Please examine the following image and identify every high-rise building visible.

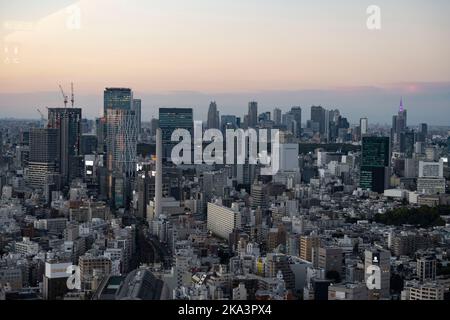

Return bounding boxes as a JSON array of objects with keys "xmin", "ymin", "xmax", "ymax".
[
  {"xmin": 42, "ymin": 261, "xmax": 72, "ymax": 300},
  {"xmin": 360, "ymin": 118, "xmax": 368, "ymax": 136},
  {"xmin": 104, "ymin": 88, "xmax": 133, "ymax": 112},
  {"xmin": 221, "ymin": 115, "xmax": 238, "ymax": 133},
  {"xmin": 247, "ymin": 101, "xmax": 258, "ymax": 128},
  {"xmin": 105, "ymin": 109, "xmax": 138, "ymax": 177},
  {"xmin": 250, "ymin": 181, "xmax": 268, "ymax": 210},
  {"xmin": 360, "ymin": 136, "xmax": 390, "ymax": 193},
  {"xmin": 282, "ymin": 112, "xmax": 296, "ymax": 135},
  {"xmin": 47, "ymin": 108, "xmax": 82, "ymax": 185},
  {"xmin": 299, "ymin": 235, "xmax": 320, "ymax": 262},
  {"xmin": 96, "ymin": 117, "xmax": 106, "ymax": 154},
  {"xmin": 392, "ymin": 98, "xmax": 407, "ymax": 148},
  {"xmin": 400, "ymin": 130, "xmax": 415, "ymax": 157},
  {"xmin": 154, "ymin": 128, "xmax": 163, "ymax": 219},
  {"xmin": 105, "ymin": 108, "xmax": 138, "ymax": 208},
  {"xmin": 419, "ymin": 160, "xmax": 444, "ymax": 178},
  {"xmin": 290, "ymin": 107, "xmax": 302, "ymax": 139},
  {"xmin": 317, "ymin": 247, "xmax": 343, "ymax": 277},
  {"xmin": 417, "ymin": 123, "xmax": 428, "ymax": 143},
  {"xmin": 364, "ymin": 248, "xmax": 390, "ymax": 300},
  {"xmin": 159, "ymin": 108, "xmax": 193, "ymax": 160},
  {"xmin": 207, "ymin": 101, "xmax": 220, "ymax": 130},
  {"xmin": 417, "ymin": 160, "xmax": 446, "ymax": 194},
  {"xmin": 273, "ymin": 108, "xmax": 282, "ymax": 126},
  {"xmin": 311, "ymin": 106, "xmax": 325, "ymax": 135},
  {"xmin": 132, "ymin": 99, "xmax": 142, "ymax": 137},
  {"xmin": 207, "ymin": 202, "xmax": 241, "ymax": 240},
  {"xmin": 417, "ymin": 256, "xmax": 436, "ymax": 282},
  {"xmin": 27, "ymin": 128, "xmax": 60, "ymax": 188}
]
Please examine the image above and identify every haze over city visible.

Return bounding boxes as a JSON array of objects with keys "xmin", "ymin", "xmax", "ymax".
[{"xmin": 1, "ymin": 0, "xmax": 450, "ymax": 123}]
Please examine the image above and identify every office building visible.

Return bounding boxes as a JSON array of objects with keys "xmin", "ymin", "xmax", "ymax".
[
  {"xmin": 207, "ymin": 202, "xmax": 241, "ymax": 240},
  {"xmin": 133, "ymin": 99, "xmax": 142, "ymax": 137},
  {"xmin": 311, "ymin": 106, "xmax": 325, "ymax": 135},
  {"xmin": 417, "ymin": 256, "xmax": 436, "ymax": 282},
  {"xmin": 360, "ymin": 118, "xmax": 368, "ymax": 136},
  {"xmin": 43, "ymin": 262, "xmax": 72, "ymax": 300},
  {"xmin": 364, "ymin": 248, "xmax": 390, "ymax": 300},
  {"xmin": 247, "ymin": 101, "xmax": 258, "ymax": 128},
  {"xmin": 273, "ymin": 108, "xmax": 282, "ymax": 125},
  {"xmin": 317, "ymin": 247, "xmax": 343, "ymax": 277},
  {"xmin": 47, "ymin": 108, "xmax": 82, "ymax": 185},
  {"xmin": 207, "ymin": 101, "xmax": 220, "ymax": 130},
  {"xmin": 360, "ymin": 136, "xmax": 390, "ymax": 193},
  {"xmin": 299, "ymin": 236, "xmax": 320, "ymax": 262},
  {"xmin": 104, "ymin": 88, "xmax": 133, "ymax": 112},
  {"xmin": 290, "ymin": 107, "xmax": 302, "ymax": 139},
  {"xmin": 159, "ymin": 108, "xmax": 193, "ymax": 160},
  {"xmin": 27, "ymin": 128, "xmax": 60, "ymax": 188}
]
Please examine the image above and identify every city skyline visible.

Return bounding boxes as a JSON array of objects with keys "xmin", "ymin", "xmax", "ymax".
[{"xmin": 2, "ymin": 1, "xmax": 450, "ymax": 306}]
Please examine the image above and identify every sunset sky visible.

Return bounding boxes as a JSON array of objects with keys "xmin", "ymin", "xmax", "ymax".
[{"xmin": 1, "ymin": 0, "xmax": 450, "ymax": 123}]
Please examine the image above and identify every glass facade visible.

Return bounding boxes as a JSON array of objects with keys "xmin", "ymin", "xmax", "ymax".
[
  {"xmin": 104, "ymin": 88, "xmax": 133, "ymax": 112},
  {"xmin": 360, "ymin": 136, "xmax": 390, "ymax": 193},
  {"xmin": 159, "ymin": 108, "xmax": 193, "ymax": 142}
]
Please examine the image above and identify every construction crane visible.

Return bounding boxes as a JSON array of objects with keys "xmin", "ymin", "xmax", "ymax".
[
  {"xmin": 59, "ymin": 84, "xmax": 68, "ymax": 108},
  {"xmin": 37, "ymin": 108, "xmax": 46, "ymax": 127},
  {"xmin": 71, "ymin": 82, "xmax": 75, "ymax": 108}
]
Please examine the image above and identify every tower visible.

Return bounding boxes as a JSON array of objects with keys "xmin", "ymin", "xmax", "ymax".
[
  {"xmin": 247, "ymin": 101, "xmax": 258, "ymax": 128},
  {"xmin": 207, "ymin": 101, "xmax": 219, "ymax": 130},
  {"xmin": 154, "ymin": 128, "xmax": 163, "ymax": 218},
  {"xmin": 47, "ymin": 108, "xmax": 82, "ymax": 185}
]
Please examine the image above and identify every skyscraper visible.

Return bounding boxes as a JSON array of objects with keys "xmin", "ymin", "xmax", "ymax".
[
  {"xmin": 47, "ymin": 108, "xmax": 82, "ymax": 185},
  {"xmin": 154, "ymin": 128, "xmax": 163, "ymax": 219},
  {"xmin": 105, "ymin": 109, "xmax": 138, "ymax": 177},
  {"xmin": 27, "ymin": 128, "xmax": 60, "ymax": 188},
  {"xmin": 290, "ymin": 107, "xmax": 302, "ymax": 139},
  {"xmin": 207, "ymin": 101, "xmax": 220, "ymax": 130},
  {"xmin": 132, "ymin": 99, "xmax": 142, "ymax": 138},
  {"xmin": 360, "ymin": 136, "xmax": 390, "ymax": 193},
  {"xmin": 392, "ymin": 98, "xmax": 407, "ymax": 148},
  {"xmin": 103, "ymin": 88, "xmax": 138, "ymax": 168},
  {"xmin": 104, "ymin": 88, "xmax": 133, "ymax": 112},
  {"xmin": 105, "ymin": 108, "xmax": 138, "ymax": 208},
  {"xmin": 221, "ymin": 115, "xmax": 238, "ymax": 133},
  {"xmin": 247, "ymin": 101, "xmax": 258, "ymax": 128},
  {"xmin": 311, "ymin": 106, "xmax": 325, "ymax": 135},
  {"xmin": 417, "ymin": 123, "xmax": 428, "ymax": 143},
  {"xmin": 400, "ymin": 130, "xmax": 415, "ymax": 158},
  {"xmin": 159, "ymin": 108, "xmax": 193, "ymax": 160},
  {"xmin": 273, "ymin": 108, "xmax": 282, "ymax": 126},
  {"xmin": 360, "ymin": 118, "xmax": 368, "ymax": 136}
]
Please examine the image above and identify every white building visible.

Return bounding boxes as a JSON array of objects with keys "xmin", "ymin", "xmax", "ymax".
[
  {"xmin": 15, "ymin": 237, "xmax": 39, "ymax": 256},
  {"xmin": 419, "ymin": 160, "xmax": 444, "ymax": 178},
  {"xmin": 207, "ymin": 202, "xmax": 241, "ymax": 240}
]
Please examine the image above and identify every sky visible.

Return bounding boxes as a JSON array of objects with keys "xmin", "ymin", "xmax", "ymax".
[{"xmin": 0, "ymin": 0, "xmax": 449, "ymax": 124}]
